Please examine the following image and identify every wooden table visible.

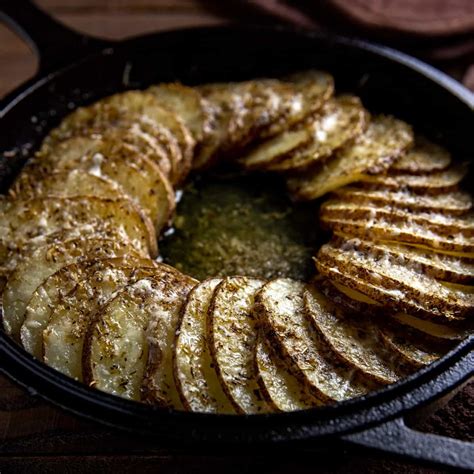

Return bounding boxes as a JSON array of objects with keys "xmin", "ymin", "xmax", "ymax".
[{"xmin": 0, "ymin": 2, "xmax": 472, "ymax": 472}]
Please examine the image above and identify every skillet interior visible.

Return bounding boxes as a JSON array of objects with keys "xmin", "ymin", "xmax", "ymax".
[{"xmin": 0, "ymin": 26, "xmax": 473, "ymax": 443}]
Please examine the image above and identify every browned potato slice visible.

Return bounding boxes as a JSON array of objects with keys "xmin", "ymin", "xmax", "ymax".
[
  {"xmin": 263, "ymin": 70, "xmax": 334, "ymax": 137},
  {"xmin": 379, "ymin": 324, "xmax": 450, "ymax": 368},
  {"xmin": 46, "ymin": 91, "xmax": 194, "ymax": 184},
  {"xmin": 316, "ymin": 240, "xmax": 474, "ymax": 321},
  {"xmin": 391, "ymin": 313, "xmax": 473, "ymax": 341},
  {"xmin": 360, "ymin": 165, "xmax": 467, "ymax": 194},
  {"xmin": 390, "ymin": 136, "xmax": 451, "ymax": 174},
  {"xmin": 174, "ymin": 278, "xmax": 235, "ymax": 413},
  {"xmin": 255, "ymin": 278, "xmax": 374, "ymax": 403},
  {"xmin": 207, "ymin": 276, "xmax": 270, "ymax": 414},
  {"xmin": 2, "ymin": 234, "xmax": 135, "ymax": 340},
  {"xmin": 195, "ymin": 80, "xmax": 289, "ymax": 168},
  {"xmin": 148, "ymin": 83, "xmax": 211, "ymax": 142},
  {"xmin": 140, "ymin": 269, "xmax": 198, "ymax": 407},
  {"xmin": 267, "ymin": 96, "xmax": 368, "ymax": 172},
  {"xmin": 20, "ymin": 256, "xmax": 150, "ymax": 359},
  {"xmin": 320, "ymin": 200, "xmax": 474, "ymax": 238},
  {"xmin": 255, "ymin": 333, "xmax": 321, "ymax": 411},
  {"xmin": 237, "ymin": 127, "xmax": 311, "ymax": 170},
  {"xmin": 27, "ymin": 135, "xmax": 175, "ymax": 232},
  {"xmin": 0, "ymin": 196, "xmax": 157, "ymax": 261},
  {"xmin": 315, "ymin": 277, "xmax": 383, "ymax": 315},
  {"xmin": 332, "ymin": 187, "xmax": 472, "ymax": 215},
  {"xmin": 9, "ymin": 170, "xmax": 123, "ymax": 201},
  {"xmin": 288, "ymin": 115, "xmax": 413, "ymax": 200},
  {"xmin": 83, "ymin": 278, "xmax": 157, "ymax": 398},
  {"xmin": 329, "ymin": 238, "xmax": 474, "ymax": 284},
  {"xmin": 325, "ymin": 215, "xmax": 474, "ymax": 254},
  {"xmin": 304, "ymin": 285, "xmax": 410, "ymax": 384},
  {"xmin": 44, "ymin": 262, "xmax": 159, "ymax": 381}
]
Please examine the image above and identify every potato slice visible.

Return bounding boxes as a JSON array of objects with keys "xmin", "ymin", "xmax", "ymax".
[
  {"xmin": 390, "ymin": 136, "xmax": 451, "ymax": 174},
  {"xmin": 2, "ymin": 234, "xmax": 135, "ymax": 340},
  {"xmin": 139, "ymin": 270, "xmax": 198, "ymax": 407},
  {"xmin": 316, "ymin": 240, "xmax": 474, "ymax": 321},
  {"xmin": 391, "ymin": 313, "xmax": 473, "ymax": 341},
  {"xmin": 20, "ymin": 256, "xmax": 151, "ymax": 359},
  {"xmin": 46, "ymin": 91, "xmax": 194, "ymax": 184},
  {"xmin": 44, "ymin": 261, "xmax": 159, "ymax": 381},
  {"xmin": 0, "ymin": 196, "xmax": 157, "ymax": 261},
  {"xmin": 379, "ymin": 324, "xmax": 450, "ymax": 368},
  {"xmin": 287, "ymin": 115, "xmax": 414, "ymax": 200},
  {"xmin": 267, "ymin": 96, "xmax": 368, "ymax": 171},
  {"xmin": 304, "ymin": 285, "xmax": 410, "ymax": 384},
  {"xmin": 360, "ymin": 165, "xmax": 467, "ymax": 194},
  {"xmin": 325, "ymin": 214, "xmax": 474, "ymax": 254},
  {"xmin": 315, "ymin": 277, "xmax": 383, "ymax": 315},
  {"xmin": 148, "ymin": 83, "xmax": 211, "ymax": 142},
  {"xmin": 237, "ymin": 127, "xmax": 312, "ymax": 170},
  {"xmin": 174, "ymin": 278, "xmax": 235, "ymax": 413},
  {"xmin": 320, "ymin": 200, "xmax": 474, "ymax": 238},
  {"xmin": 256, "ymin": 278, "xmax": 373, "ymax": 403},
  {"xmin": 83, "ymin": 273, "xmax": 174, "ymax": 399},
  {"xmin": 332, "ymin": 187, "xmax": 472, "ymax": 216},
  {"xmin": 266, "ymin": 70, "xmax": 334, "ymax": 136},
  {"xmin": 329, "ymin": 238, "xmax": 474, "ymax": 284},
  {"xmin": 207, "ymin": 276, "xmax": 270, "ymax": 413},
  {"xmin": 255, "ymin": 333, "xmax": 321, "ymax": 411},
  {"xmin": 9, "ymin": 170, "xmax": 124, "ymax": 201},
  {"xmin": 195, "ymin": 80, "xmax": 288, "ymax": 168},
  {"xmin": 28, "ymin": 136, "xmax": 175, "ymax": 232}
]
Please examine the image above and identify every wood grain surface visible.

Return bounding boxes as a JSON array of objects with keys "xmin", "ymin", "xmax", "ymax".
[{"xmin": 0, "ymin": 2, "xmax": 472, "ymax": 473}]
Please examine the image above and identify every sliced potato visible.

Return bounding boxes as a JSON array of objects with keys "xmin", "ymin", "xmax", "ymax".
[
  {"xmin": 379, "ymin": 324, "xmax": 450, "ymax": 368},
  {"xmin": 173, "ymin": 278, "xmax": 235, "ymax": 413},
  {"xmin": 391, "ymin": 313, "xmax": 473, "ymax": 341},
  {"xmin": 315, "ymin": 276, "xmax": 383, "ymax": 315},
  {"xmin": 195, "ymin": 80, "xmax": 287, "ymax": 167},
  {"xmin": 325, "ymin": 214, "xmax": 474, "ymax": 254},
  {"xmin": 329, "ymin": 238, "xmax": 474, "ymax": 284},
  {"xmin": 320, "ymin": 200, "xmax": 474, "ymax": 238},
  {"xmin": 360, "ymin": 165, "xmax": 467, "ymax": 194},
  {"xmin": 316, "ymin": 240, "xmax": 474, "ymax": 321},
  {"xmin": 237, "ymin": 128, "xmax": 311, "ymax": 170},
  {"xmin": 2, "ymin": 234, "xmax": 134, "ymax": 339},
  {"xmin": 148, "ymin": 83, "xmax": 210, "ymax": 142},
  {"xmin": 255, "ymin": 333, "xmax": 321, "ymax": 411},
  {"xmin": 140, "ymin": 269, "xmax": 198, "ymax": 407},
  {"xmin": 44, "ymin": 261, "xmax": 158, "ymax": 381},
  {"xmin": 255, "ymin": 278, "xmax": 374, "ymax": 402},
  {"xmin": 332, "ymin": 187, "xmax": 472, "ymax": 216},
  {"xmin": 27, "ymin": 135, "xmax": 175, "ymax": 232},
  {"xmin": 390, "ymin": 136, "xmax": 451, "ymax": 174},
  {"xmin": 0, "ymin": 196, "xmax": 157, "ymax": 260},
  {"xmin": 20, "ymin": 256, "xmax": 150, "ymax": 359},
  {"xmin": 267, "ymin": 96, "xmax": 368, "ymax": 171},
  {"xmin": 287, "ymin": 115, "xmax": 414, "ymax": 200},
  {"xmin": 9, "ymin": 170, "xmax": 124, "ymax": 201},
  {"xmin": 46, "ymin": 91, "xmax": 194, "ymax": 184},
  {"xmin": 269, "ymin": 69, "xmax": 335, "ymax": 136},
  {"xmin": 304, "ymin": 285, "xmax": 409, "ymax": 384},
  {"xmin": 207, "ymin": 276, "xmax": 270, "ymax": 414}
]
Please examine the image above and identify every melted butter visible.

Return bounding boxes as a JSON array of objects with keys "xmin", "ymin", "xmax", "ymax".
[{"xmin": 160, "ymin": 172, "xmax": 322, "ymax": 281}]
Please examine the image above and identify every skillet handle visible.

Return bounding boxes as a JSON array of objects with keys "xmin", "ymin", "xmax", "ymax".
[
  {"xmin": 0, "ymin": 0, "xmax": 111, "ymax": 74},
  {"xmin": 342, "ymin": 416, "xmax": 474, "ymax": 471}
]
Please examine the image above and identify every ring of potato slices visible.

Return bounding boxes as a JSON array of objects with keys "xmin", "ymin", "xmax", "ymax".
[{"xmin": 1, "ymin": 70, "xmax": 472, "ymax": 414}]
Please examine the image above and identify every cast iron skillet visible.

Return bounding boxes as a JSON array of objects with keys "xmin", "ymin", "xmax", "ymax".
[{"xmin": 0, "ymin": 1, "xmax": 473, "ymax": 470}]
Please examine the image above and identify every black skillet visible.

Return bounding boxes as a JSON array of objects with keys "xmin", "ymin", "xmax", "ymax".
[{"xmin": 0, "ymin": 1, "xmax": 473, "ymax": 470}]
